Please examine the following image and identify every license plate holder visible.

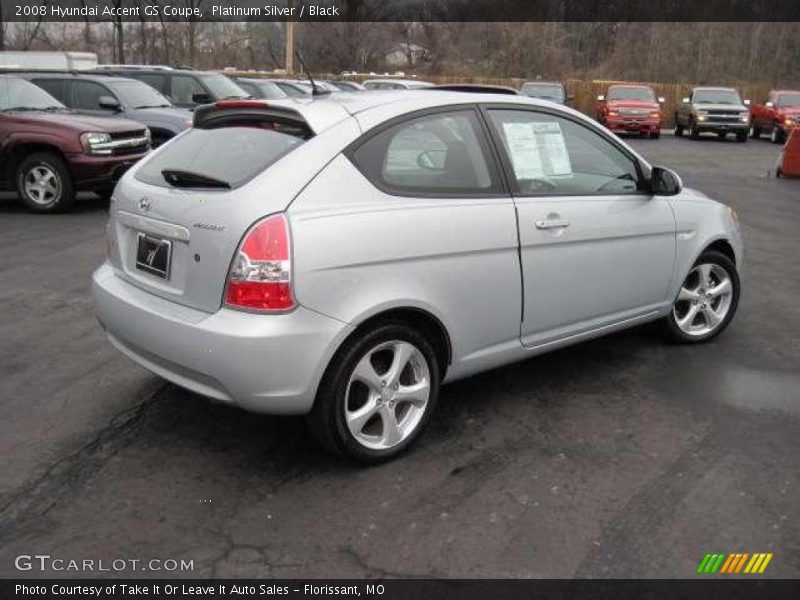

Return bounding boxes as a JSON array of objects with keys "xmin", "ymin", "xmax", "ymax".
[{"xmin": 135, "ymin": 233, "xmax": 172, "ymax": 279}]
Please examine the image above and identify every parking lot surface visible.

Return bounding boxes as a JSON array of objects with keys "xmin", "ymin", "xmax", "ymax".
[{"xmin": 0, "ymin": 135, "xmax": 798, "ymax": 579}]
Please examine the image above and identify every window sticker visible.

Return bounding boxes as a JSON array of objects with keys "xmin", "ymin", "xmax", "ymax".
[{"xmin": 502, "ymin": 121, "xmax": 573, "ymax": 179}]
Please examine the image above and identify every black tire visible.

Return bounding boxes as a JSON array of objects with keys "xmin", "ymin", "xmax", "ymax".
[
  {"xmin": 776, "ymin": 167, "xmax": 783, "ymax": 178},
  {"xmin": 689, "ymin": 120, "xmax": 700, "ymax": 140},
  {"xmin": 750, "ymin": 124, "xmax": 761, "ymax": 139},
  {"xmin": 770, "ymin": 125, "xmax": 785, "ymax": 145},
  {"xmin": 674, "ymin": 115, "xmax": 684, "ymax": 137},
  {"xmin": 736, "ymin": 131, "xmax": 748, "ymax": 143},
  {"xmin": 15, "ymin": 152, "xmax": 74, "ymax": 213},
  {"xmin": 95, "ymin": 186, "xmax": 116, "ymax": 200},
  {"xmin": 307, "ymin": 323, "xmax": 441, "ymax": 464},
  {"xmin": 650, "ymin": 131, "xmax": 661, "ymax": 139},
  {"xmin": 664, "ymin": 250, "xmax": 740, "ymax": 344},
  {"xmin": 717, "ymin": 131, "xmax": 727, "ymax": 140}
]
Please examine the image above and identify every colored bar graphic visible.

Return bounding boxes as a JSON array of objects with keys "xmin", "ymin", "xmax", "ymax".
[
  {"xmin": 710, "ymin": 553, "xmax": 726, "ymax": 573},
  {"xmin": 697, "ymin": 551, "xmax": 772, "ymax": 574},
  {"xmin": 758, "ymin": 553, "xmax": 773, "ymax": 573},
  {"xmin": 735, "ymin": 553, "xmax": 749, "ymax": 573},
  {"xmin": 720, "ymin": 554, "xmax": 736, "ymax": 573},
  {"xmin": 697, "ymin": 553, "xmax": 712, "ymax": 574}
]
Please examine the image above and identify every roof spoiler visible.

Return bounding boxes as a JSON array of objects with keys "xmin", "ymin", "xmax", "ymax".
[{"xmin": 193, "ymin": 100, "xmax": 312, "ymax": 133}]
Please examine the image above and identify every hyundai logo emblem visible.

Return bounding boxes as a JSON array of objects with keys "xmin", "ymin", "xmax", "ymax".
[{"xmin": 139, "ymin": 197, "xmax": 152, "ymax": 212}]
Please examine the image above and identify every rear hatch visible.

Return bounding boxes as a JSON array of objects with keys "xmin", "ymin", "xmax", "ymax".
[{"xmin": 107, "ymin": 99, "xmax": 353, "ymax": 313}]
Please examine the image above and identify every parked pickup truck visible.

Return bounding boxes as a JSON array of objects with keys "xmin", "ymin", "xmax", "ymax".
[
  {"xmin": 749, "ymin": 90, "xmax": 800, "ymax": 144},
  {"xmin": 1, "ymin": 76, "xmax": 150, "ymax": 213},
  {"xmin": 596, "ymin": 84, "xmax": 664, "ymax": 138},
  {"xmin": 675, "ymin": 87, "xmax": 751, "ymax": 142}
]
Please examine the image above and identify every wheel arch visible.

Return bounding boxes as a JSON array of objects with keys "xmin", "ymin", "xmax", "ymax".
[
  {"xmin": 349, "ymin": 307, "xmax": 452, "ymax": 376},
  {"xmin": 703, "ymin": 238, "xmax": 737, "ymax": 265},
  {"xmin": 7, "ymin": 142, "xmax": 71, "ymax": 182}
]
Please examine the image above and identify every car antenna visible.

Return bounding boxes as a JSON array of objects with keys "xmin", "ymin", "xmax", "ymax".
[{"xmin": 295, "ymin": 52, "xmax": 330, "ymax": 97}]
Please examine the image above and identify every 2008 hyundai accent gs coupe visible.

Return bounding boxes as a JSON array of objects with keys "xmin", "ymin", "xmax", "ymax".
[{"xmin": 92, "ymin": 90, "xmax": 743, "ymax": 463}]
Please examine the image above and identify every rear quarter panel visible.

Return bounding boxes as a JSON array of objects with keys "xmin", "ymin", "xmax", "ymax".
[{"xmin": 288, "ymin": 154, "xmax": 523, "ymax": 381}]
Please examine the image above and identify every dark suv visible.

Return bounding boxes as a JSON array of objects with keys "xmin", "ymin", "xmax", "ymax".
[
  {"xmin": 0, "ymin": 76, "xmax": 150, "ymax": 213},
  {"xmin": 23, "ymin": 73, "xmax": 191, "ymax": 147},
  {"xmin": 96, "ymin": 67, "xmax": 248, "ymax": 109}
]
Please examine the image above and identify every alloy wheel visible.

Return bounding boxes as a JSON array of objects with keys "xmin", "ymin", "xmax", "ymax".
[
  {"xmin": 673, "ymin": 263, "xmax": 734, "ymax": 337},
  {"xmin": 344, "ymin": 340, "xmax": 431, "ymax": 450},
  {"xmin": 23, "ymin": 165, "xmax": 61, "ymax": 206}
]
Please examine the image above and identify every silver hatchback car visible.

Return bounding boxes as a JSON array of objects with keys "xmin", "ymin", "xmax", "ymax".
[{"xmin": 93, "ymin": 91, "xmax": 743, "ymax": 463}]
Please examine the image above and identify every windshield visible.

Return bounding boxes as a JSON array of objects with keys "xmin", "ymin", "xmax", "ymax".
[
  {"xmin": 0, "ymin": 77, "xmax": 65, "ymax": 111},
  {"xmin": 110, "ymin": 79, "xmax": 172, "ymax": 109},
  {"xmin": 694, "ymin": 89, "xmax": 742, "ymax": 105},
  {"xmin": 777, "ymin": 92, "xmax": 800, "ymax": 108},
  {"xmin": 200, "ymin": 74, "xmax": 248, "ymax": 100},
  {"xmin": 254, "ymin": 81, "xmax": 287, "ymax": 99},
  {"xmin": 136, "ymin": 126, "xmax": 307, "ymax": 189},
  {"xmin": 607, "ymin": 87, "xmax": 655, "ymax": 102},
  {"xmin": 521, "ymin": 83, "xmax": 565, "ymax": 101}
]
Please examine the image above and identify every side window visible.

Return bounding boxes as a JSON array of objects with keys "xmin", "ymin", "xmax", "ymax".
[
  {"xmin": 32, "ymin": 79, "xmax": 67, "ymax": 103},
  {"xmin": 136, "ymin": 74, "xmax": 167, "ymax": 95},
  {"xmin": 171, "ymin": 76, "xmax": 205, "ymax": 105},
  {"xmin": 488, "ymin": 109, "xmax": 641, "ymax": 196},
  {"xmin": 351, "ymin": 110, "xmax": 498, "ymax": 196},
  {"xmin": 71, "ymin": 81, "xmax": 112, "ymax": 110}
]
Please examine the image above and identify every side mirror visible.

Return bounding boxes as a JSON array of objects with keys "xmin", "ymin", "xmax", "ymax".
[
  {"xmin": 744, "ymin": 99, "xmax": 751, "ymax": 106},
  {"xmin": 682, "ymin": 97, "xmax": 690, "ymax": 104},
  {"xmin": 98, "ymin": 95, "xmax": 121, "ymax": 111},
  {"xmin": 766, "ymin": 101, "xmax": 774, "ymax": 108},
  {"xmin": 597, "ymin": 94, "xmax": 605, "ymax": 101},
  {"xmin": 650, "ymin": 166, "xmax": 683, "ymax": 196},
  {"xmin": 192, "ymin": 92, "xmax": 212, "ymax": 105},
  {"xmin": 658, "ymin": 97, "xmax": 665, "ymax": 104}
]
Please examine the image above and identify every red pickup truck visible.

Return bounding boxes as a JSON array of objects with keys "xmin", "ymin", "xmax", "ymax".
[
  {"xmin": 1, "ymin": 76, "xmax": 150, "ymax": 213},
  {"xmin": 596, "ymin": 84, "xmax": 665, "ymax": 139},
  {"xmin": 749, "ymin": 90, "xmax": 800, "ymax": 144}
]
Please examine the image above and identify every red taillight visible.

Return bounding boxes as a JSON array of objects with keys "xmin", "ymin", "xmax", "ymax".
[
  {"xmin": 215, "ymin": 100, "xmax": 269, "ymax": 109},
  {"xmin": 225, "ymin": 214, "xmax": 294, "ymax": 311}
]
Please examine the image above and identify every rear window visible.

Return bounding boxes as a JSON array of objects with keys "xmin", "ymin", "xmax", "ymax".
[{"xmin": 135, "ymin": 126, "xmax": 306, "ymax": 189}]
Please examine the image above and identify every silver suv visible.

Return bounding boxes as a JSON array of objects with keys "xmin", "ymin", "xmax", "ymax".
[{"xmin": 93, "ymin": 92, "xmax": 743, "ymax": 463}]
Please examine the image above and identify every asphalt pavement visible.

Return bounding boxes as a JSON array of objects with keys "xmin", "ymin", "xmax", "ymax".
[{"xmin": 0, "ymin": 134, "xmax": 798, "ymax": 579}]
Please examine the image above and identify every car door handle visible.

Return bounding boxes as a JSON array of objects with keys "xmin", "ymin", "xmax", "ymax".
[{"xmin": 535, "ymin": 218, "xmax": 570, "ymax": 230}]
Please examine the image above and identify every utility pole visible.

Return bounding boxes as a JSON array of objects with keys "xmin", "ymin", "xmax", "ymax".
[{"xmin": 285, "ymin": 1, "xmax": 294, "ymax": 74}]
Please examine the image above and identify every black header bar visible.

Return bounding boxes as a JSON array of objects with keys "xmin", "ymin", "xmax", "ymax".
[{"xmin": 2, "ymin": 0, "xmax": 800, "ymax": 23}]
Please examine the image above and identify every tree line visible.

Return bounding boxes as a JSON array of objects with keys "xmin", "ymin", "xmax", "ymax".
[{"xmin": 2, "ymin": 11, "xmax": 799, "ymax": 88}]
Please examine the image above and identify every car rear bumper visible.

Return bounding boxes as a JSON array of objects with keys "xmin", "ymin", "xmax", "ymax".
[
  {"xmin": 69, "ymin": 151, "xmax": 150, "ymax": 191},
  {"xmin": 92, "ymin": 262, "xmax": 351, "ymax": 414}
]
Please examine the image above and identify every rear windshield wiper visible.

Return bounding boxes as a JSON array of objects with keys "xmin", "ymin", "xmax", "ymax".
[{"xmin": 161, "ymin": 169, "xmax": 231, "ymax": 189}]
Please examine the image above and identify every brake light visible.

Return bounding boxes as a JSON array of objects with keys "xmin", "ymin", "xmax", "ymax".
[
  {"xmin": 225, "ymin": 213, "xmax": 294, "ymax": 311},
  {"xmin": 215, "ymin": 100, "xmax": 269, "ymax": 109}
]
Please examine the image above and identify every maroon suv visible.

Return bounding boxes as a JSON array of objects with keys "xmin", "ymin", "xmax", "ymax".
[{"xmin": 1, "ymin": 76, "xmax": 150, "ymax": 213}]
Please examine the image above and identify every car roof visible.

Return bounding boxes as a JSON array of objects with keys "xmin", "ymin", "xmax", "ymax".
[
  {"xmin": 235, "ymin": 77, "xmax": 279, "ymax": 85},
  {"xmin": 363, "ymin": 78, "xmax": 433, "ymax": 85},
  {"xmin": 522, "ymin": 81, "xmax": 564, "ymax": 86},
  {"xmin": 607, "ymin": 83, "xmax": 654, "ymax": 89},
  {"xmin": 257, "ymin": 89, "xmax": 591, "ymax": 133},
  {"xmin": 693, "ymin": 86, "xmax": 737, "ymax": 91},
  {"xmin": 20, "ymin": 72, "xmax": 135, "ymax": 84}
]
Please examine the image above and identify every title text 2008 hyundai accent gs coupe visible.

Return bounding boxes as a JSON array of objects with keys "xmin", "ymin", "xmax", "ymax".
[{"xmin": 92, "ymin": 91, "xmax": 743, "ymax": 463}]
